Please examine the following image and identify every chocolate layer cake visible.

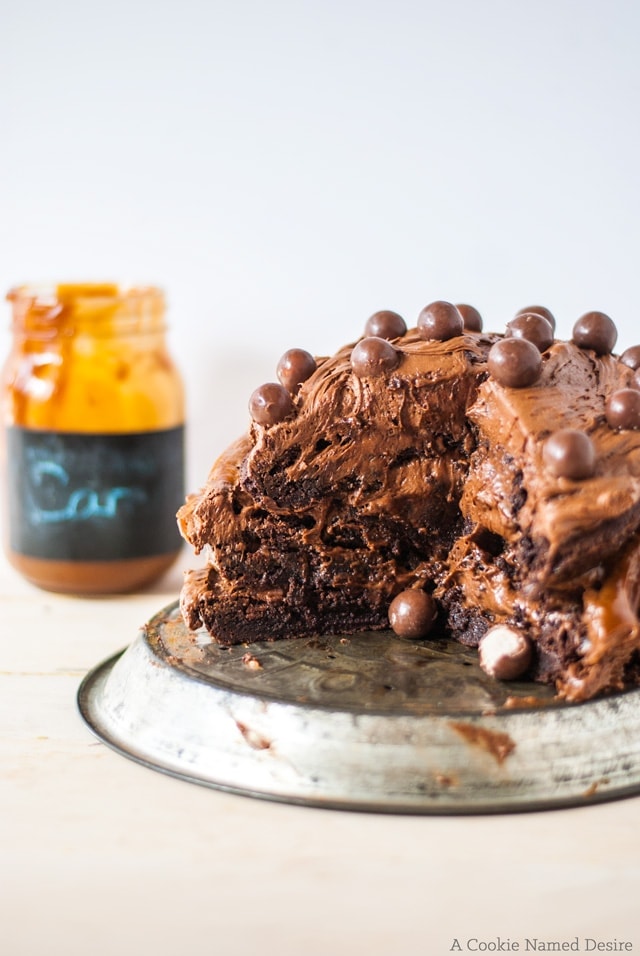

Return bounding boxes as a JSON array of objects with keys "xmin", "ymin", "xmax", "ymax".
[{"xmin": 178, "ymin": 303, "xmax": 640, "ymax": 701}]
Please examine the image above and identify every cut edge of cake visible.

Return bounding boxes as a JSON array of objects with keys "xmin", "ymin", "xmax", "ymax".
[{"xmin": 178, "ymin": 303, "xmax": 640, "ymax": 703}]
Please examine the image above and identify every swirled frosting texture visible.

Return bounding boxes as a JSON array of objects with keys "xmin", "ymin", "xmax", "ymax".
[{"xmin": 178, "ymin": 326, "xmax": 640, "ymax": 701}]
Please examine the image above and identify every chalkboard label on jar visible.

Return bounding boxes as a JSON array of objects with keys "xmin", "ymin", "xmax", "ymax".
[{"xmin": 7, "ymin": 426, "xmax": 185, "ymax": 561}]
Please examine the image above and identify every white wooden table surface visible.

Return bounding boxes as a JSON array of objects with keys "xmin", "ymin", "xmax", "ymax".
[{"xmin": 2, "ymin": 546, "xmax": 640, "ymax": 956}]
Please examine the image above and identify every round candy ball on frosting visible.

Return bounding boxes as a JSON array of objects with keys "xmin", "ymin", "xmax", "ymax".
[
  {"xmin": 506, "ymin": 313, "xmax": 554, "ymax": 353},
  {"xmin": 487, "ymin": 337, "xmax": 542, "ymax": 388},
  {"xmin": 456, "ymin": 303, "xmax": 483, "ymax": 332},
  {"xmin": 478, "ymin": 625, "xmax": 533, "ymax": 681},
  {"xmin": 542, "ymin": 429, "xmax": 596, "ymax": 480},
  {"xmin": 364, "ymin": 310, "xmax": 407, "ymax": 340},
  {"xmin": 351, "ymin": 336, "xmax": 399, "ymax": 377},
  {"xmin": 388, "ymin": 589, "xmax": 437, "ymax": 639},
  {"xmin": 417, "ymin": 301, "xmax": 464, "ymax": 341},
  {"xmin": 249, "ymin": 383, "xmax": 295, "ymax": 426},
  {"xmin": 605, "ymin": 388, "xmax": 640, "ymax": 430},
  {"xmin": 620, "ymin": 345, "xmax": 640, "ymax": 371},
  {"xmin": 572, "ymin": 311, "xmax": 618, "ymax": 355},
  {"xmin": 515, "ymin": 305, "xmax": 556, "ymax": 333},
  {"xmin": 277, "ymin": 348, "xmax": 317, "ymax": 392}
]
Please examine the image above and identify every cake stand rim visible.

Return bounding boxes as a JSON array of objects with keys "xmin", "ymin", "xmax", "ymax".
[{"xmin": 76, "ymin": 601, "xmax": 640, "ymax": 815}]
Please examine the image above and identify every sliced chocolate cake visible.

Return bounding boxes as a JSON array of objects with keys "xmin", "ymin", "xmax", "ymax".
[{"xmin": 178, "ymin": 302, "xmax": 640, "ymax": 701}]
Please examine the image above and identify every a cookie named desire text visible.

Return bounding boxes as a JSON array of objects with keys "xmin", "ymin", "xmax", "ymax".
[{"xmin": 449, "ymin": 941, "xmax": 632, "ymax": 953}]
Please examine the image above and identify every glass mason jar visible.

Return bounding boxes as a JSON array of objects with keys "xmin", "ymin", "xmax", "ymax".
[{"xmin": 1, "ymin": 283, "xmax": 185, "ymax": 594}]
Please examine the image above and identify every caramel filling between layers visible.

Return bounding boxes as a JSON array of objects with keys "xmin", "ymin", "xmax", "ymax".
[{"xmin": 559, "ymin": 537, "xmax": 640, "ymax": 700}]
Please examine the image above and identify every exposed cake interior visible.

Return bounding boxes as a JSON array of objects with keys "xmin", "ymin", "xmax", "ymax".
[{"xmin": 178, "ymin": 304, "xmax": 640, "ymax": 702}]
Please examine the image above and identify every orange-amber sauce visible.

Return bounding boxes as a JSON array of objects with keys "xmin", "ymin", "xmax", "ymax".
[{"xmin": 1, "ymin": 283, "xmax": 185, "ymax": 594}]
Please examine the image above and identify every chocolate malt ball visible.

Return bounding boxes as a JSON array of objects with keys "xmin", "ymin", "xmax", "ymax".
[
  {"xmin": 488, "ymin": 338, "xmax": 542, "ymax": 388},
  {"xmin": 573, "ymin": 311, "xmax": 617, "ymax": 355},
  {"xmin": 506, "ymin": 313, "xmax": 554, "ymax": 353},
  {"xmin": 388, "ymin": 589, "xmax": 437, "ymax": 639},
  {"xmin": 478, "ymin": 625, "xmax": 533, "ymax": 680},
  {"xmin": 277, "ymin": 348, "xmax": 317, "ymax": 392},
  {"xmin": 605, "ymin": 389, "xmax": 640, "ymax": 431},
  {"xmin": 249, "ymin": 383, "xmax": 295, "ymax": 425},
  {"xmin": 456, "ymin": 303, "xmax": 483, "ymax": 332},
  {"xmin": 351, "ymin": 337, "xmax": 400, "ymax": 377},
  {"xmin": 543, "ymin": 429, "xmax": 596, "ymax": 480},
  {"xmin": 364, "ymin": 310, "xmax": 407, "ymax": 340},
  {"xmin": 417, "ymin": 301, "xmax": 464, "ymax": 341},
  {"xmin": 515, "ymin": 304, "xmax": 556, "ymax": 333}
]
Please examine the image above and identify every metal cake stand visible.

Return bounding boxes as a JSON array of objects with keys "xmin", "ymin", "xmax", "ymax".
[{"xmin": 77, "ymin": 601, "xmax": 640, "ymax": 813}]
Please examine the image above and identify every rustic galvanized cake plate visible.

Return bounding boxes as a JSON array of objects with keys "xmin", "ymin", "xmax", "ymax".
[{"xmin": 77, "ymin": 600, "xmax": 640, "ymax": 813}]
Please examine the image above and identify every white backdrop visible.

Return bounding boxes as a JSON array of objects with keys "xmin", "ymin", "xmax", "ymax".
[{"xmin": 2, "ymin": 0, "xmax": 639, "ymax": 486}]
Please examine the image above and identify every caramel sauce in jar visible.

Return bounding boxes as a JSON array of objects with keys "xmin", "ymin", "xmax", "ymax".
[{"xmin": 1, "ymin": 283, "xmax": 185, "ymax": 593}]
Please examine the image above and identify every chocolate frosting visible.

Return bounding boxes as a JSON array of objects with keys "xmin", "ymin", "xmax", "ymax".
[{"xmin": 178, "ymin": 324, "xmax": 640, "ymax": 701}]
